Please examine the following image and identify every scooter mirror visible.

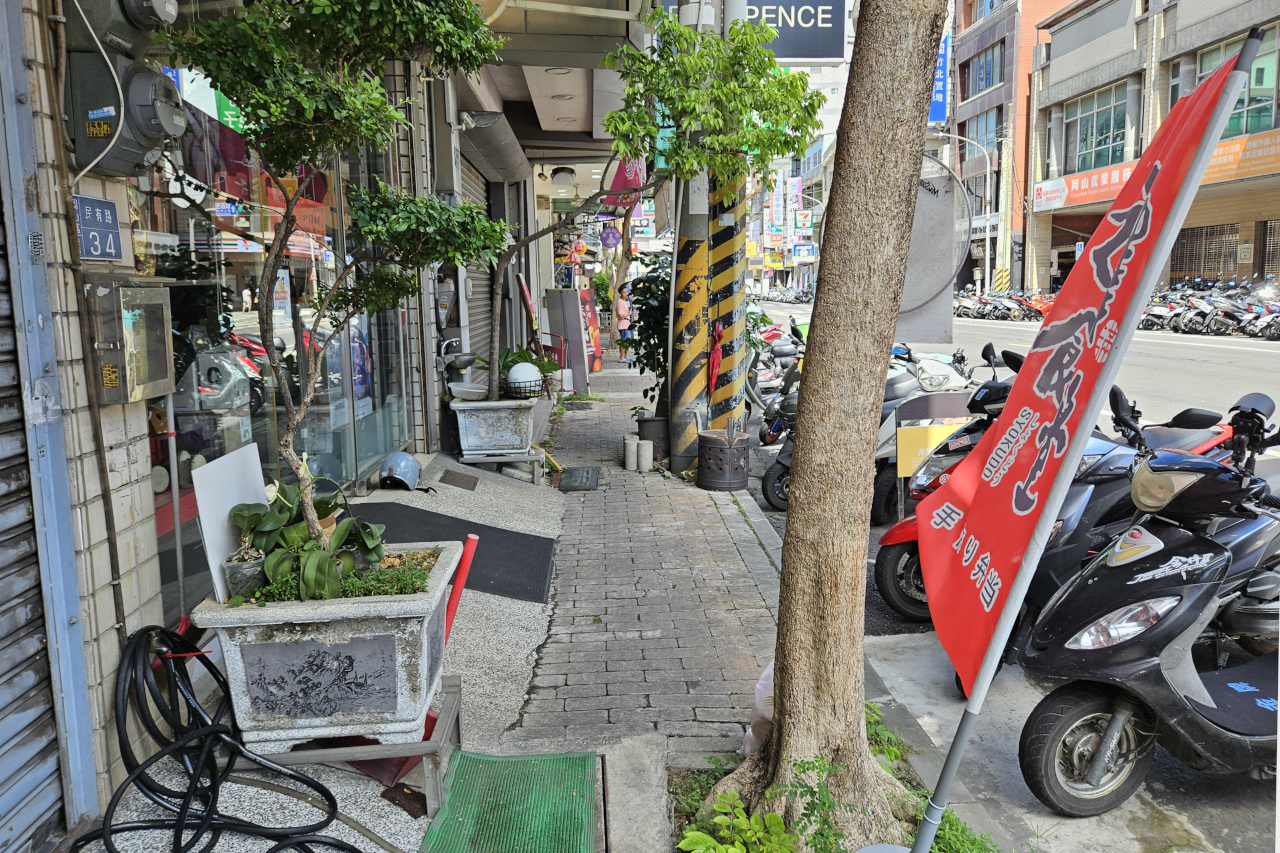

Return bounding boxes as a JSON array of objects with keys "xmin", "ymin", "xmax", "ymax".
[
  {"xmin": 1109, "ymin": 385, "xmax": 1132, "ymax": 420},
  {"xmin": 1000, "ymin": 350, "xmax": 1024, "ymax": 373},
  {"xmin": 981, "ymin": 342, "xmax": 996, "ymax": 366},
  {"xmin": 1167, "ymin": 408, "xmax": 1222, "ymax": 430}
]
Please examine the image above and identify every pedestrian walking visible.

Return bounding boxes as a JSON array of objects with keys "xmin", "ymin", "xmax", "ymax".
[
  {"xmin": 614, "ymin": 284, "xmax": 633, "ymax": 364},
  {"xmin": 242, "ymin": 285, "xmax": 253, "ymax": 312}
]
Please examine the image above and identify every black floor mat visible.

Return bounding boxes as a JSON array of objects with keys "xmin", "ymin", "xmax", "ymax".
[
  {"xmin": 1190, "ymin": 651, "xmax": 1279, "ymax": 737},
  {"xmin": 355, "ymin": 503, "xmax": 556, "ymax": 604}
]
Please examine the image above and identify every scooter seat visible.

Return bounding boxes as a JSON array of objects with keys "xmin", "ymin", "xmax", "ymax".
[
  {"xmin": 1188, "ymin": 651, "xmax": 1279, "ymax": 737},
  {"xmin": 771, "ymin": 343, "xmax": 798, "ymax": 359},
  {"xmin": 1142, "ymin": 426, "xmax": 1219, "ymax": 452}
]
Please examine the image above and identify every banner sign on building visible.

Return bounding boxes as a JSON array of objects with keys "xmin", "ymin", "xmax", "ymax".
[
  {"xmin": 929, "ymin": 33, "xmax": 950, "ymax": 124},
  {"xmin": 1033, "ymin": 123, "xmax": 1280, "ymax": 213},
  {"xmin": 793, "ymin": 242, "xmax": 817, "ymax": 262},
  {"xmin": 918, "ymin": 54, "xmax": 1249, "ymax": 695}
]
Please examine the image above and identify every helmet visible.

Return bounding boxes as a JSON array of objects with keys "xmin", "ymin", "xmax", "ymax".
[{"xmin": 379, "ymin": 452, "xmax": 420, "ymax": 490}]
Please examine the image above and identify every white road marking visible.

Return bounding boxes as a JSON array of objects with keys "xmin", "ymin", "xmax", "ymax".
[{"xmin": 954, "ymin": 318, "xmax": 1280, "ymax": 354}]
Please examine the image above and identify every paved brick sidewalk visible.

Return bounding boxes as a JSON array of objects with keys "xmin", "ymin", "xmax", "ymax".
[{"xmin": 505, "ymin": 371, "xmax": 778, "ymax": 767}]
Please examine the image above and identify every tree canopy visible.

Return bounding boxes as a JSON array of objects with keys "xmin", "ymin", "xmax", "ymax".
[{"xmin": 602, "ymin": 12, "xmax": 825, "ymax": 186}]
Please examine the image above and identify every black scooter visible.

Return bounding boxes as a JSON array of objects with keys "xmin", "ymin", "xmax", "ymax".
[{"xmin": 1018, "ymin": 393, "xmax": 1280, "ymax": 817}]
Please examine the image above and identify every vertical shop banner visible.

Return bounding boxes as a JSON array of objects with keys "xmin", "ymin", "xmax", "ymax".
[
  {"xmin": 929, "ymin": 34, "xmax": 950, "ymax": 124},
  {"xmin": 916, "ymin": 54, "xmax": 1250, "ymax": 695},
  {"xmin": 580, "ymin": 290, "xmax": 603, "ymax": 373},
  {"xmin": 272, "ymin": 270, "xmax": 291, "ymax": 316}
]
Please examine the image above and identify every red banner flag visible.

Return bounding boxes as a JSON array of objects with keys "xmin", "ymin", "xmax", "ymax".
[{"xmin": 917, "ymin": 51, "xmax": 1254, "ymax": 697}]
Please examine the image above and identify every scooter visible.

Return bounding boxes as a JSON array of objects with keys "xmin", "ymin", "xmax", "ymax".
[
  {"xmin": 875, "ymin": 375, "xmax": 1230, "ymax": 622},
  {"xmin": 1017, "ymin": 393, "xmax": 1280, "ymax": 817}
]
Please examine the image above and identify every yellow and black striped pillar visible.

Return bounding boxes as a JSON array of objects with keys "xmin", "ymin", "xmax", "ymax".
[
  {"xmin": 708, "ymin": 176, "xmax": 747, "ymax": 429},
  {"xmin": 669, "ymin": 234, "xmax": 710, "ymax": 473}
]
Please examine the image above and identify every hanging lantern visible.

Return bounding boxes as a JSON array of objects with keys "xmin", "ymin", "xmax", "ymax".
[{"xmin": 573, "ymin": 238, "xmax": 588, "ymax": 255}]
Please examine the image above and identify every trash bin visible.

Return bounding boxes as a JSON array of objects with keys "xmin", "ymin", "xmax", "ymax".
[{"xmin": 697, "ymin": 429, "xmax": 750, "ymax": 491}]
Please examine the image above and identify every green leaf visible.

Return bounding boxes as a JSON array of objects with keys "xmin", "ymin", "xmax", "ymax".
[
  {"xmin": 281, "ymin": 521, "xmax": 310, "ymax": 550},
  {"xmin": 328, "ymin": 517, "xmax": 356, "ymax": 553},
  {"xmin": 227, "ymin": 595, "xmax": 246, "ymax": 607},
  {"xmin": 264, "ymin": 549, "xmax": 295, "ymax": 583}
]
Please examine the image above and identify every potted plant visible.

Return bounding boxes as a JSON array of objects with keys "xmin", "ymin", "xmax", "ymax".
[
  {"xmin": 453, "ymin": 346, "xmax": 560, "ymax": 458},
  {"xmin": 223, "ymin": 481, "xmax": 346, "ymax": 598},
  {"xmin": 194, "ymin": 525, "xmax": 463, "ymax": 753}
]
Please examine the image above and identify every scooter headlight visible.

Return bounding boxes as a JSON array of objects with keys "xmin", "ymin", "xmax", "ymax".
[
  {"xmin": 1075, "ymin": 454, "xmax": 1102, "ymax": 478},
  {"xmin": 1065, "ymin": 596, "xmax": 1181, "ymax": 650},
  {"xmin": 1130, "ymin": 458, "xmax": 1204, "ymax": 512},
  {"xmin": 911, "ymin": 453, "xmax": 961, "ymax": 491}
]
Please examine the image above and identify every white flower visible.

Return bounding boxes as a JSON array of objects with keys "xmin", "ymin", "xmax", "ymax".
[{"xmin": 264, "ymin": 482, "xmax": 278, "ymax": 503}]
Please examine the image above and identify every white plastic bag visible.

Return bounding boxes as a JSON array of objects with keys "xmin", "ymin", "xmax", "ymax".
[{"xmin": 741, "ymin": 659, "xmax": 774, "ymax": 755}]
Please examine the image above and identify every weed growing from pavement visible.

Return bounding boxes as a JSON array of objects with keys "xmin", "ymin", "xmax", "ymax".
[
  {"xmin": 592, "ymin": 615, "xmax": 602, "ymax": 624},
  {"xmin": 768, "ymin": 757, "xmax": 853, "ymax": 853},
  {"xmin": 670, "ymin": 755, "xmax": 734, "ymax": 838},
  {"xmin": 865, "ymin": 702, "xmax": 912, "ymax": 764}
]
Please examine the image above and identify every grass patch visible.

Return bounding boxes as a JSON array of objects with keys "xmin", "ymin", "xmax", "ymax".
[
  {"xmin": 341, "ymin": 548, "xmax": 440, "ymax": 597},
  {"xmin": 563, "ymin": 391, "xmax": 605, "ymax": 402},
  {"xmin": 906, "ymin": 790, "xmax": 1001, "ymax": 853},
  {"xmin": 669, "ymin": 756, "xmax": 733, "ymax": 838},
  {"xmin": 866, "ymin": 701, "xmax": 912, "ymax": 764}
]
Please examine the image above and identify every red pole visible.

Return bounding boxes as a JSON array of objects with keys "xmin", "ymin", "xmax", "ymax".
[{"xmin": 444, "ymin": 534, "xmax": 478, "ymax": 645}]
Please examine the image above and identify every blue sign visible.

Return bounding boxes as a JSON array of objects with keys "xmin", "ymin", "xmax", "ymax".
[
  {"xmin": 664, "ymin": 2, "xmax": 848, "ymax": 63},
  {"xmin": 929, "ymin": 33, "xmax": 950, "ymax": 124},
  {"xmin": 72, "ymin": 195, "xmax": 122, "ymax": 261},
  {"xmin": 793, "ymin": 242, "xmax": 817, "ymax": 262},
  {"xmin": 161, "ymin": 66, "xmax": 182, "ymax": 93}
]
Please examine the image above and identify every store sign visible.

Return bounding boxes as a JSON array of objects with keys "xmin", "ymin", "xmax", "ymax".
[
  {"xmin": 73, "ymin": 195, "xmax": 122, "ymax": 261},
  {"xmin": 793, "ymin": 242, "xmax": 817, "ymax": 262},
  {"xmin": 794, "ymin": 210, "xmax": 813, "ymax": 231},
  {"xmin": 273, "ymin": 270, "xmax": 291, "ymax": 316},
  {"xmin": 664, "ymin": 2, "xmax": 847, "ymax": 62},
  {"xmin": 765, "ymin": 251, "xmax": 784, "ymax": 269},
  {"xmin": 1034, "ymin": 125, "xmax": 1280, "ymax": 212},
  {"xmin": 929, "ymin": 33, "xmax": 950, "ymax": 124}
]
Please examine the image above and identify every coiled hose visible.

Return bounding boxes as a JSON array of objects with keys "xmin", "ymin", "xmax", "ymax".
[{"xmin": 73, "ymin": 626, "xmax": 368, "ymax": 853}]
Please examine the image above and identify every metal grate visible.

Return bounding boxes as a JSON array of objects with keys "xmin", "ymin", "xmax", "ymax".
[
  {"xmin": 438, "ymin": 469, "xmax": 479, "ymax": 491},
  {"xmin": 1264, "ymin": 221, "xmax": 1280, "ymax": 277},
  {"xmin": 419, "ymin": 751, "xmax": 596, "ymax": 853},
  {"xmin": 1170, "ymin": 223, "xmax": 1239, "ymax": 281}
]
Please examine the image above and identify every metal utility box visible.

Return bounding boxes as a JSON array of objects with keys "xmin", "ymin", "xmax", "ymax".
[
  {"xmin": 63, "ymin": 0, "xmax": 178, "ymax": 59},
  {"xmin": 65, "ymin": 52, "xmax": 187, "ymax": 178},
  {"xmin": 86, "ymin": 274, "xmax": 175, "ymax": 404}
]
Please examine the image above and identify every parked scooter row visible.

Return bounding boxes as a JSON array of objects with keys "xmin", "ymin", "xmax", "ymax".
[
  {"xmin": 866, "ymin": 347, "xmax": 1277, "ymax": 815},
  {"xmin": 1141, "ymin": 275, "xmax": 1280, "ymax": 339},
  {"xmin": 953, "ymin": 290, "xmax": 1054, "ymax": 322}
]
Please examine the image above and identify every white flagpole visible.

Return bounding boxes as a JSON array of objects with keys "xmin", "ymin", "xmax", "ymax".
[{"xmin": 858, "ymin": 30, "xmax": 1261, "ymax": 853}]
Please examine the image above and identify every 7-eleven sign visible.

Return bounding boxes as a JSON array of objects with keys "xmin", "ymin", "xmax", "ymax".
[{"xmin": 794, "ymin": 210, "xmax": 813, "ymax": 235}]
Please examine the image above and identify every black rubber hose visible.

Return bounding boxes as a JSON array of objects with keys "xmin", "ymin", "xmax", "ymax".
[{"xmin": 73, "ymin": 626, "xmax": 365, "ymax": 853}]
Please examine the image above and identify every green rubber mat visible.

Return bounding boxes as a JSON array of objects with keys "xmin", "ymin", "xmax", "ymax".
[{"xmin": 421, "ymin": 751, "xmax": 596, "ymax": 853}]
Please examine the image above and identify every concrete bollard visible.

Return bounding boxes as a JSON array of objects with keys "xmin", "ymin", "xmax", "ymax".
[
  {"xmin": 637, "ymin": 440, "xmax": 654, "ymax": 472},
  {"xmin": 624, "ymin": 434, "xmax": 639, "ymax": 470}
]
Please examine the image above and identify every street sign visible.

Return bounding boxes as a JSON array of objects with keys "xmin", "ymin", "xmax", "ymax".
[
  {"xmin": 72, "ymin": 195, "xmax": 122, "ymax": 261},
  {"xmin": 793, "ymin": 242, "xmax": 817, "ymax": 262},
  {"xmin": 929, "ymin": 33, "xmax": 950, "ymax": 124},
  {"xmin": 663, "ymin": 2, "xmax": 849, "ymax": 63},
  {"xmin": 1075, "ymin": 240, "xmax": 1085, "ymax": 257}
]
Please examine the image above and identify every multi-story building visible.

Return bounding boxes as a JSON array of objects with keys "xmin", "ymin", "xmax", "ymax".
[
  {"xmin": 948, "ymin": 0, "xmax": 1075, "ymax": 293},
  {"xmin": 1027, "ymin": 0, "xmax": 1280, "ymax": 291}
]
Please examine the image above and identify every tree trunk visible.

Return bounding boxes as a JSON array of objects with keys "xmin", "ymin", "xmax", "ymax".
[{"xmin": 711, "ymin": 0, "xmax": 947, "ymax": 846}]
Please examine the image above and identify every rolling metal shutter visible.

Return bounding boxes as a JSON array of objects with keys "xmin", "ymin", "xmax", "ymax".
[
  {"xmin": 0, "ymin": 193, "xmax": 61, "ymax": 850},
  {"xmin": 1170, "ymin": 223, "xmax": 1239, "ymax": 281},
  {"xmin": 460, "ymin": 159, "xmax": 493, "ymax": 363}
]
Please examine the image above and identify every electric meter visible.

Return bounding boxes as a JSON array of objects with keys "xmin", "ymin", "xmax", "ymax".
[
  {"xmin": 65, "ymin": 0, "xmax": 179, "ymax": 60},
  {"xmin": 65, "ymin": 51, "xmax": 187, "ymax": 178}
]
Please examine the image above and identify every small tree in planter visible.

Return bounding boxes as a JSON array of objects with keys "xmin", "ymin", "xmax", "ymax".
[
  {"xmin": 164, "ymin": 0, "xmax": 507, "ymax": 541},
  {"xmin": 480, "ymin": 10, "xmax": 824, "ymax": 401}
]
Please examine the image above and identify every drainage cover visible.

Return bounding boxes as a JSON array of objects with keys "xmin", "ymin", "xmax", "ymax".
[
  {"xmin": 439, "ymin": 470, "xmax": 479, "ymax": 491},
  {"xmin": 558, "ymin": 466, "xmax": 599, "ymax": 492}
]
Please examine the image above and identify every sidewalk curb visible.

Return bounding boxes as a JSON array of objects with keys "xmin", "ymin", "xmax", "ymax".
[
  {"xmin": 707, "ymin": 491, "xmax": 780, "ymax": 614},
  {"xmin": 865, "ymin": 653, "xmax": 1020, "ymax": 853}
]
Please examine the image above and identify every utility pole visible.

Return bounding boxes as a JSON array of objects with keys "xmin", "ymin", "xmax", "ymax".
[{"xmin": 668, "ymin": 0, "xmax": 718, "ymax": 474}]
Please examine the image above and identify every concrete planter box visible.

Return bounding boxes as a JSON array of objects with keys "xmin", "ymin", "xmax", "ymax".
[
  {"xmin": 451, "ymin": 398, "xmax": 536, "ymax": 458},
  {"xmin": 193, "ymin": 541, "xmax": 461, "ymax": 754}
]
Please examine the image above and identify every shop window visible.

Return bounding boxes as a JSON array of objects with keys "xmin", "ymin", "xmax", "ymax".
[
  {"xmin": 1064, "ymin": 82, "xmax": 1127, "ymax": 174},
  {"xmin": 970, "ymin": 0, "xmax": 1003, "ymax": 24},
  {"xmin": 964, "ymin": 173, "xmax": 999, "ymax": 216},
  {"xmin": 962, "ymin": 107, "xmax": 1001, "ymax": 162},
  {"xmin": 1197, "ymin": 26, "xmax": 1279, "ymax": 138},
  {"xmin": 962, "ymin": 42, "xmax": 1004, "ymax": 100},
  {"xmin": 1170, "ymin": 223, "xmax": 1240, "ymax": 281},
  {"xmin": 1170, "ymin": 59, "xmax": 1181, "ymax": 107}
]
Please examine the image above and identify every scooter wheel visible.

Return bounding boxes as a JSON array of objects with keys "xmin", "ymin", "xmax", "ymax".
[
  {"xmin": 872, "ymin": 542, "xmax": 931, "ymax": 622},
  {"xmin": 1268, "ymin": 325, "xmax": 1280, "ymax": 342},
  {"xmin": 761, "ymin": 462, "xmax": 790, "ymax": 511},
  {"xmin": 759, "ymin": 424, "xmax": 782, "ymax": 447},
  {"xmin": 1019, "ymin": 684, "xmax": 1155, "ymax": 817},
  {"xmin": 869, "ymin": 465, "xmax": 898, "ymax": 526}
]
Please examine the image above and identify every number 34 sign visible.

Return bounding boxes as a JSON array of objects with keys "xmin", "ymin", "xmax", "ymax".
[{"xmin": 73, "ymin": 195, "xmax": 123, "ymax": 261}]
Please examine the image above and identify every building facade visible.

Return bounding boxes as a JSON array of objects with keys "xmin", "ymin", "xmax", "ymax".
[
  {"xmin": 1027, "ymin": 0, "xmax": 1280, "ymax": 292},
  {"xmin": 0, "ymin": 0, "xmax": 650, "ymax": 849},
  {"xmin": 949, "ymin": 0, "xmax": 1075, "ymax": 293}
]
